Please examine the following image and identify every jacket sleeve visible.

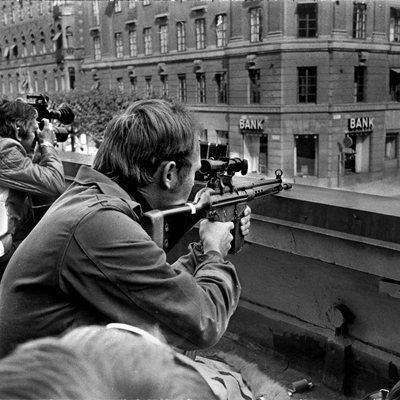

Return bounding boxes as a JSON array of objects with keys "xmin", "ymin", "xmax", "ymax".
[
  {"xmin": 59, "ymin": 208, "xmax": 241, "ymax": 350},
  {"xmin": 0, "ymin": 141, "xmax": 65, "ymax": 196}
]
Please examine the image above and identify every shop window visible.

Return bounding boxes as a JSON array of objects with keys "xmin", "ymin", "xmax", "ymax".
[
  {"xmin": 195, "ymin": 19, "xmax": 205, "ymax": 50},
  {"xmin": 344, "ymin": 132, "xmax": 370, "ymax": 174},
  {"xmin": 250, "ymin": 8, "xmax": 262, "ymax": 42},
  {"xmin": 216, "ymin": 14, "xmax": 227, "ymax": 47},
  {"xmin": 295, "ymin": 134, "xmax": 318, "ymax": 176},
  {"xmin": 178, "ymin": 74, "xmax": 186, "ymax": 102},
  {"xmin": 385, "ymin": 132, "xmax": 398, "ymax": 160},
  {"xmin": 249, "ymin": 69, "xmax": 260, "ymax": 104},
  {"xmin": 176, "ymin": 22, "xmax": 186, "ymax": 52},
  {"xmin": 354, "ymin": 66, "xmax": 365, "ymax": 102},
  {"xmin": 115, "ymin": 32, "xmax": 123, "ymax": 58},
  {"xmin": 215, "ymin": 72, "xmax": 227, "ymax": 104},
  {"xmin": 297, "ymin": 3, "xmax": 317, "ymax": 38},
  {"xmin": 196, "ymin": 73, "xmax": 206, "ymax": 103},
  {"xmin": 298, "ymin": 66, "xmax": 317, "ymax": 103},
  {"xmin": 353, "ymin": 2, "xmax": 366, "ymax": 39},
  {"xmin": 144, "ymin": 27, "xmax": 152, "ymax": 55},
  {"xmin": 159, "ymin": 24, "xmax": 168, "ymax": 54},
  {"xmin": 390, "ymin": 8, "xmax": 400, "ymax": 42}
]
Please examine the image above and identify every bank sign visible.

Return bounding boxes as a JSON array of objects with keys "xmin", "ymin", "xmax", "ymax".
[
  {"xmin": 239, "ymin": 118, "xmax": 264, "ymax": 131},
  {"xmin": 348, "ymin": 117, "xmax": 374, "ymax": 132}
]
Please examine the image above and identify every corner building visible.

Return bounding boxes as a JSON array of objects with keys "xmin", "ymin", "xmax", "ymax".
[{"xmin": 3, "ymin": 0, "xmax": 400, "ymax": 187}]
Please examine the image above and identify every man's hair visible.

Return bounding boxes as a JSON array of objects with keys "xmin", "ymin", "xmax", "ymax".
[
  {"xmin": 0, "ymin": 99, "xmax": 38, "ymax": 140},
  {"xmin": 0, "ymin": 338, "xmax": 111, "ymax": 399},
  {"xmin": 92, "ymin": 98, "xmax": 198, "ymax": 192},
  {"xmin": 61, "ymin": 325, "xmax": 217, "ymax": 400}
]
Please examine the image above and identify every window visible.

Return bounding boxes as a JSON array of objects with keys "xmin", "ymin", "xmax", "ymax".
[
  {"xmin": 117, "ymin": 77, "xmax": 124, "ymax": 91},
  {"xmin": 215, "ymin": 72, "xmax": 227, "ymax": 104},
  {"xmin": 249, "ymin": 69, "xmax": 260, "ymax": 104},
  {"xmin": 145, "ymin": 76, "xmax": 152, "ymax": 97},
  {"xmin": 177, "ymin": 22, "xmax": 186, "ymax": 52},
  {"xmin": 115, "ymin": 32, "xmax": 123, "ymax": 58},
  {"xmin": 216, "ymin": 14, "xmax": 227, "ymax": 47},
  {"xmin": 114, "ymin": 0, "xmax": 121, "ymax": 12},
  {"xmin": 129, "ymin": 28, "xmax": 137, "ymax": 57},
  {"xmin": 390, "ymin": 8, "xmax": 400, "ymax": 42},
  {"xmin": 159, "ymin": 24, "xmax": 168, "ymax": 54},
  {"xmin": 22, "ymin": 43, "xmax": 28, "ymax": 57},
  {"xmin": 390, "ymin": 69, "xmax": 400, "ymax": 101},
  {"xmin": 216, "ymin": 130, "xmax": 229, "ymax": 158},
  {"xmin": 354, "ymin": 66, "xmax": 365, "ymax": 102},
  {"xmin": 353, "ymin": 2, "xmax": 366, "ymax": 39},
  {"xmin": 129, "ymin": 74, "xmax": 137, "ymax": 92},
  {"xmin": 128, "ymin": 0, "xmax": 136, "ymax": 8},
  {"xmin": 40, "ymin": 38, "xmax": 46, "ymax": 54},
  {"xmin": 3, "ymin": 5, "xmax": 7, "ymax": 25},
  {"xmin": 161, "ymin": 75, "xmax": 168, "ymax": 97},
  {"xmin": 178, "ymin": 74, "xmax": 186, "ymax": 102},
  {"xmin": 44, "ymin": 72, "xmax": 48, "ymax": 92},
  {"xmin": 143, "ymin": 0, "xmax": 150, "ymax": 5},
  {"xmin": 1, "ymin": 76, "xmax": 4, "ymax": 95},
  {"xmin": 385, "ymin": 133, "xmax": 398, "ymax": 160},
  {"xmin": 250, "ymin": 8, "xmax": 262, "ymax": 42},
  {"xmin": 33, "ymin": 72, "xmax": 39, "ymax": 92},
  {"xmin": 92, "ymin": 0, "xmax": 100, "ymax": 25},
  {"xmin": 31, "ymin": 39, "xmax": 37, "ymax": 56},
  {"xmin": 38, "ymin": 0, "xmax": 43, "ymax": 15},
  {"xmin": 297, "ymin": 3, "xmax": 317, "ymax": 38},
  {"xmin": 298, "ymin": 66, "xmax": 317, "ymax": 103},
  {"xmin": 196, "ymin": 73, "xmax": 206, "ymax": 103},
  {"xmin": 54, "ymin": 75, "xmax": 59, "ymax": 92},
  {"xmin": 144, "ymin": 28, "xmax": 152, "ymax": 55},
  {"xmin": 10, "ymin": 3, "xmax": 15, "ymax": 23},
  {"xmin": 295, "ymin": 135, "xmax": 318, "ymax": 176},
  {"xmin": 93, "ymin": 36, "xmax": 101, "ymax": 60},
  {"xmin": 195, "ymin": 19, "xmax": 205, "ymax": 49},
  {"xmin": 9, "ymin": 75, "xmax": 13, "ymax": 94}
]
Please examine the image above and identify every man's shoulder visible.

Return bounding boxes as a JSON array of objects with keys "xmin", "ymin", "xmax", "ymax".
[{"xmin": 0, "ymin": 138, "xmax": 26, "ymax": 169}]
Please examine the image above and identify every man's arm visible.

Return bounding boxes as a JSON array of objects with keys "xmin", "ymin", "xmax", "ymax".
[
  {"xmin": 0, "ymin": 140, "xmax": 65, "ymax": 196},
  {"xmin": 60, "ymin": 208, "xmax": 241, "ymax": 350}
]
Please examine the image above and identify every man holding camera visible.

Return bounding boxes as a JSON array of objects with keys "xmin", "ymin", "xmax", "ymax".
[{"xmin": 0, "ymin": 99, "xmax": 65, "ymax": 276}]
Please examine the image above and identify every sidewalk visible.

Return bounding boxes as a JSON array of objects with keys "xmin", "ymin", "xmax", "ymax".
[{"xmin": 337, "ymin": 176, "xmax": 400, "ymax": 198}]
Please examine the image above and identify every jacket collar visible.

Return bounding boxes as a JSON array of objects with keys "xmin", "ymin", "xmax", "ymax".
[{"xmin": 74, "ymin": 165, "xmax": 143, "ymax": 217}]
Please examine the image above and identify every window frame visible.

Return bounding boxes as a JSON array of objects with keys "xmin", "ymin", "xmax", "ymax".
[
  {"xmin": 159, "ymin": 23, "xmax": 168, "ymax": 54},
  {"xmin": 215, "ymin": 72, "xmax": 227, "ymax": 104},
  {"xmin": 196, "ymin": 72, "xmax": 206, "ymax": 103},
  {"xmin": 250, "ymin": 7, "xmax": 262, "ymax": 42},
  {"xmin": 115, "ymin": 32, "xmax": 123, "ymax": 58},
  {"xmin": 195, "ymin": 18, "xmax": 206, "ymax": 50},
  {"xmin": 176, "ymin": 21, "xmax": 186, "ymax": 52},
  {"xmin": 216, "ymin": 14, "xmax": 227, "ymax": 47},
  {"xmin": 298, "ymin": 66, "xmax": 317, "ymax": 103},
  {"xmin": 93, "ymin": 36, "xmax": 101, "ymax": 60},
  {"xmin": 353, "ymin": 2, "xmax": 367, "ymax": 39},
  {"xmin": 178, "ymin": 74, "xmax": 187, "ymax": 102},
  {"xmin": 128, "ymin": 27, "xmax": 137, "ymax": 57},
  {"xmin": 297, "ymin": 3, "xmax": 318, "ymax": 38},
  {"xmin": 143, "ymin": 27, "xmax": 152, "ymax": 56},
  {"xmin": 354, "ymin": 66, "xmax": 366, "ymax": 102},
  {"xmin": 249, "ymin": 68, "xmax": 261, "ymax": 104}
]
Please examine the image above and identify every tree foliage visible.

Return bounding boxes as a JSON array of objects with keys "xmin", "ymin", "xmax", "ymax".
[{"xmin": 51, "ymin": 88, "xmax": 140, "ymax": 147}]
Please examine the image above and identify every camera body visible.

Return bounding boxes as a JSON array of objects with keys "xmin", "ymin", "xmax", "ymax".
[{"xmin": 26, "ymin": 94, "xmax": 74, "ymax": 142}]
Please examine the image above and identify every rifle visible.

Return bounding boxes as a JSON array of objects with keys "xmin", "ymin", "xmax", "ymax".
[{"xmin": 142, "ymin": 158, "xmax": 292, "ymax": 254}]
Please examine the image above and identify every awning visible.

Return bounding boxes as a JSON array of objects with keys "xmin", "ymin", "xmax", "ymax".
[
  {"xmin": 391, "ymin": 68, "xmax": 400, "ymax": 74},
  {"xmin": 52, "ymin": 32, "xmax": 62, "ymax": 41}
]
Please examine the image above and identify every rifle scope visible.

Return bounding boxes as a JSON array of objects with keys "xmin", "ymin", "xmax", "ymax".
[{"xmin": 200, "ymin": 157, "xmax": 248, "ymax": 176}]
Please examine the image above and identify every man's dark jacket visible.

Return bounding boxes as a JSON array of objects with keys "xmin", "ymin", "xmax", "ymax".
[{"xmin": 0, "ymin": 166, "xmax": 241, "ymax": 357}]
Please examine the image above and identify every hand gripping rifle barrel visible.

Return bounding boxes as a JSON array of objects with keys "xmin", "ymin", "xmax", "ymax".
[{"xmin": 142, "ymin": 158, "xmax": 292, "ymax": 254}]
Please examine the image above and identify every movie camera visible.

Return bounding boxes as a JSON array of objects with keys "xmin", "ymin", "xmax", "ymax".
[{"xmin": 26, "ymin": 94, "xmax": 75, "ymax": 142}]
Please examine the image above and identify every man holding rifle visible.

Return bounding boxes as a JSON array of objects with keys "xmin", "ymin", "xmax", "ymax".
[{"xmin": 0, "ymin": 98, "xmax": 250, "ymax": 358}]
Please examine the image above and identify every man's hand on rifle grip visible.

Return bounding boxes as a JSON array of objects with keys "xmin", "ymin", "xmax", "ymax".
[{"xmin": 199, "ymin": 220, "xmax": 234, "ymax": 258}]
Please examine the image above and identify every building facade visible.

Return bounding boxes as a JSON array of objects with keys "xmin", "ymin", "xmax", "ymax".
[{"xmin": 2, "ymin": 0, "xmax": 400, "ymax": 187}]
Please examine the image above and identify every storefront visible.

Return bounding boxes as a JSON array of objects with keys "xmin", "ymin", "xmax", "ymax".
[{"xmin": 239, "ymin": 116, "xmax": 268, "ymax": 174}]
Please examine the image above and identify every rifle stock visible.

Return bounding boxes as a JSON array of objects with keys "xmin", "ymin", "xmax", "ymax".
[{"xmin": 142, "ymin": 165, "xmax": 292, "ymax": 254}]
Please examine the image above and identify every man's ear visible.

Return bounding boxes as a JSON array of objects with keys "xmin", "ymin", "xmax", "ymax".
[
  {"xmin": 14, "ymin": 125, "xmax": 23, "ymax": 142},
  {"xmin": 160, "ymin": 161, "xmax": 178, "ymax": 190}
]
